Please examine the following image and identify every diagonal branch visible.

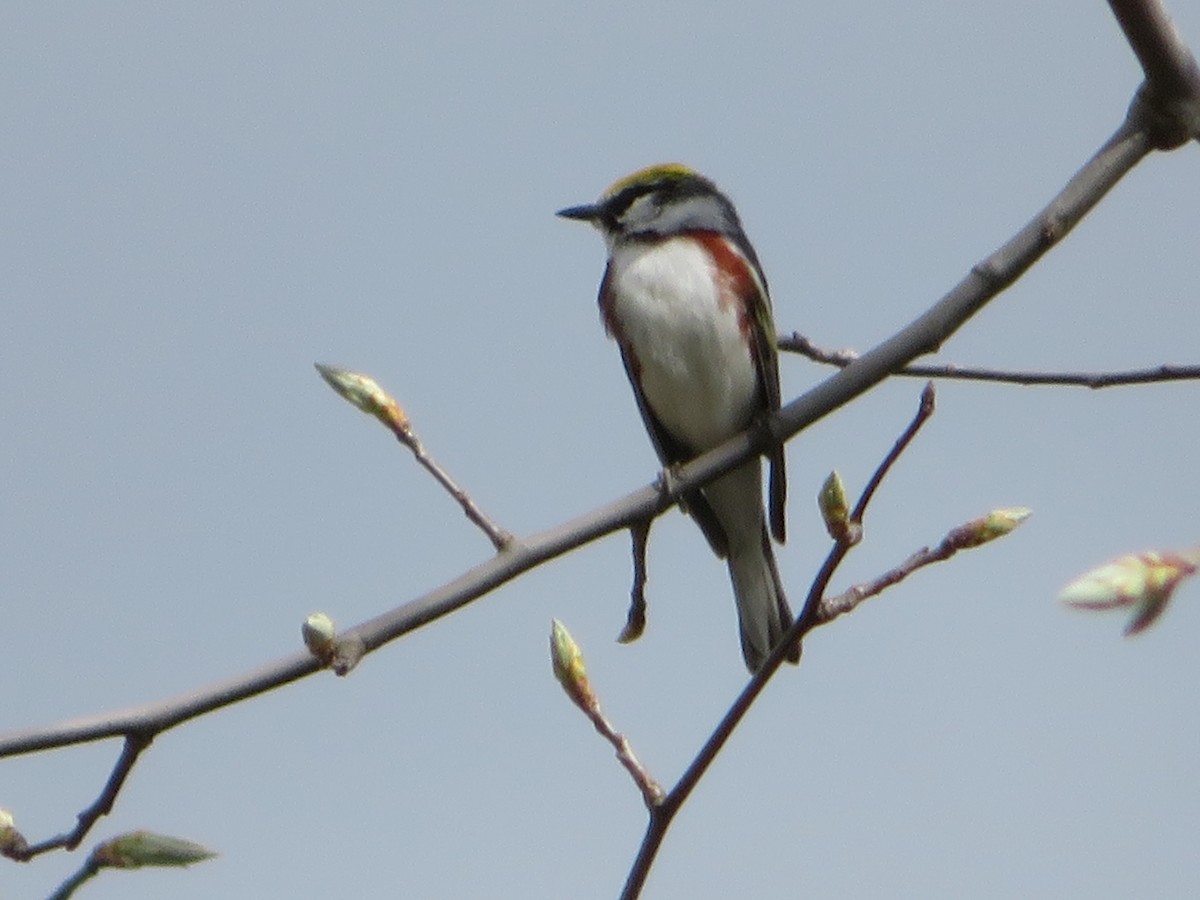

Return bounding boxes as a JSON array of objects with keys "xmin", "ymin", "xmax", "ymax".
[
  {"xmin": 0, "ymin": 79, "xmax": 1160, "ymax": 763},
  {"xmin": 617, "ymin": 2, "xmax": 1200, "ymax": 884}
]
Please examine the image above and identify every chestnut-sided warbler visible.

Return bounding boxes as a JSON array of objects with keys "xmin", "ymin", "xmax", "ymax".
[{"xmin": 558, "ymin": 164, "xmax": 798, "ymax": 672}]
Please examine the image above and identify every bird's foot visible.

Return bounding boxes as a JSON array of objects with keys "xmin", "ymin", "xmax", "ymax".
[{"xmin": 654, "ymin": 463, "xmax": 686, "ymax": 503}]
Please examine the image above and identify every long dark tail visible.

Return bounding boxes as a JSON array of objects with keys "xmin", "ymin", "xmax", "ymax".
[{"xmin": 728, "ymin": 522, "xmax": 801, "ymax": 673}]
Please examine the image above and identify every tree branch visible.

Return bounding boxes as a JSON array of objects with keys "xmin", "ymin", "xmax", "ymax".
[
  {"xmin": 0, "ymin": 1, "xmax": 1190, "ymax": 864},
  {"xmin": 617, "ymin": 3, "xmax": 1200, "ymax": 886}
]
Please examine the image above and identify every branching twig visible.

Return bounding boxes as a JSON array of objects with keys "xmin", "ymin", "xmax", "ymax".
[
  {"xmin": 619, "ymin": 501, "xmax": 1030, "ymax": 898},
  {"xmin": 791, "ymin": 383, "xmax": 937, "ymax": 656},
  {"xmin": 619, "ymin": 384, "xmax": 937, "ymax": 900},
  {"xmin": 16, "ymin": 734, "xmax": 153, "ymax": 861},
  {"xmin": 781, "ymin": 333, "xmax": 1200, "ymax": 389},
  {"xmin": 0, "ymin": 82, "xmax": 1158, "ymax": 851}
]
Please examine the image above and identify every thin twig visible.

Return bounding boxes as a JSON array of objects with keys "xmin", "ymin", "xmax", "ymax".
[
  {"xmin": 587, "ymin": 707, "xmax": 664, "ymax": 810},
  {"xmin": 781, "ymin": 333, "xmax": 1200, "ymax": 389},
  {"xmin": 390, "ymin": 420, "xmax": 516, "ymax": 552},
  {"xmin": 47, "ymin": 857, "xmax": 101, "ymax": 900},
  {"xmin": 315, "ymin": 364, "xmax": 516, "ymax": 552},
  {"xmin": 853, "ymin": 383, "xmax": 936, "ymax": 522},
  {"xmin": 815, "ymin": 509, "xmax": 1032, "ymax": 625},
  {"xmin": 551, "ymin": 621, "xmax": 663, "ymax": 808}
]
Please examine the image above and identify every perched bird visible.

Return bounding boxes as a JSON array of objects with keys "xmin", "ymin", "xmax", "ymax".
[{"xmin": 558, "ymin": 164, "xmax": 798, "ymax": 672}]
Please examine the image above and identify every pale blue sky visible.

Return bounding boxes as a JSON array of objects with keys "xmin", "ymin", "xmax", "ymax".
[{"xmin": 3, "ymin": 4, "xmax": 1200, "ymax": 898}]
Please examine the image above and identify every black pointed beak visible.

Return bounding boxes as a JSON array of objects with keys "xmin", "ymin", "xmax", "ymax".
[{"xmin": 556, "ymin": 203, "xmax": 601, "ymax": 222}]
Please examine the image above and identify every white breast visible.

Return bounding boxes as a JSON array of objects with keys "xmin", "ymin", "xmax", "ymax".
[{"xmin": 608, "ymin": 237, "xmax": 760, "ymax": 451}]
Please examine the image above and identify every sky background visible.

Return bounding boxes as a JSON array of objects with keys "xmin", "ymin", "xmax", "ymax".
[{"xmin": 3, "ymin": 3, "xmax": 1200, "ymax": 898}]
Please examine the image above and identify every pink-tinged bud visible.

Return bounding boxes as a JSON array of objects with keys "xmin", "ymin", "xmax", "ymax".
[
  {"xmin": 550, "ymin": 619, "xmax": 597, "ymax": 714},
  {"xmin": 315, "ymin": 364, "xmax": 409, "ymax": 432},
  {"xmin": 1060, "ymin": 546, "xmax": 1200, "ymax": 635},
  {"xmin": 818, "ymin": 471, "xmax": 852, "ymax": 542},
  {"xmin": 91, "ymin": 831, "xmax": 217, "ymax": 869},
  {"xmin": 951, "ymin": 507, "xmax": 1032, "ymax": 548},
  {"xmin": 302, "ymin": 613, "xmax": 337, "ymax": 663}
]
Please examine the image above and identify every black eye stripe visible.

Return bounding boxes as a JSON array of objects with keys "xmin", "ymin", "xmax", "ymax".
[
  {"xmin": 604, "ymin": 183, "xmax": 656, "ymax": 220},
  {"xmin": 606, "ymin": 173, "xmax": 718, "ymax": 218}
]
